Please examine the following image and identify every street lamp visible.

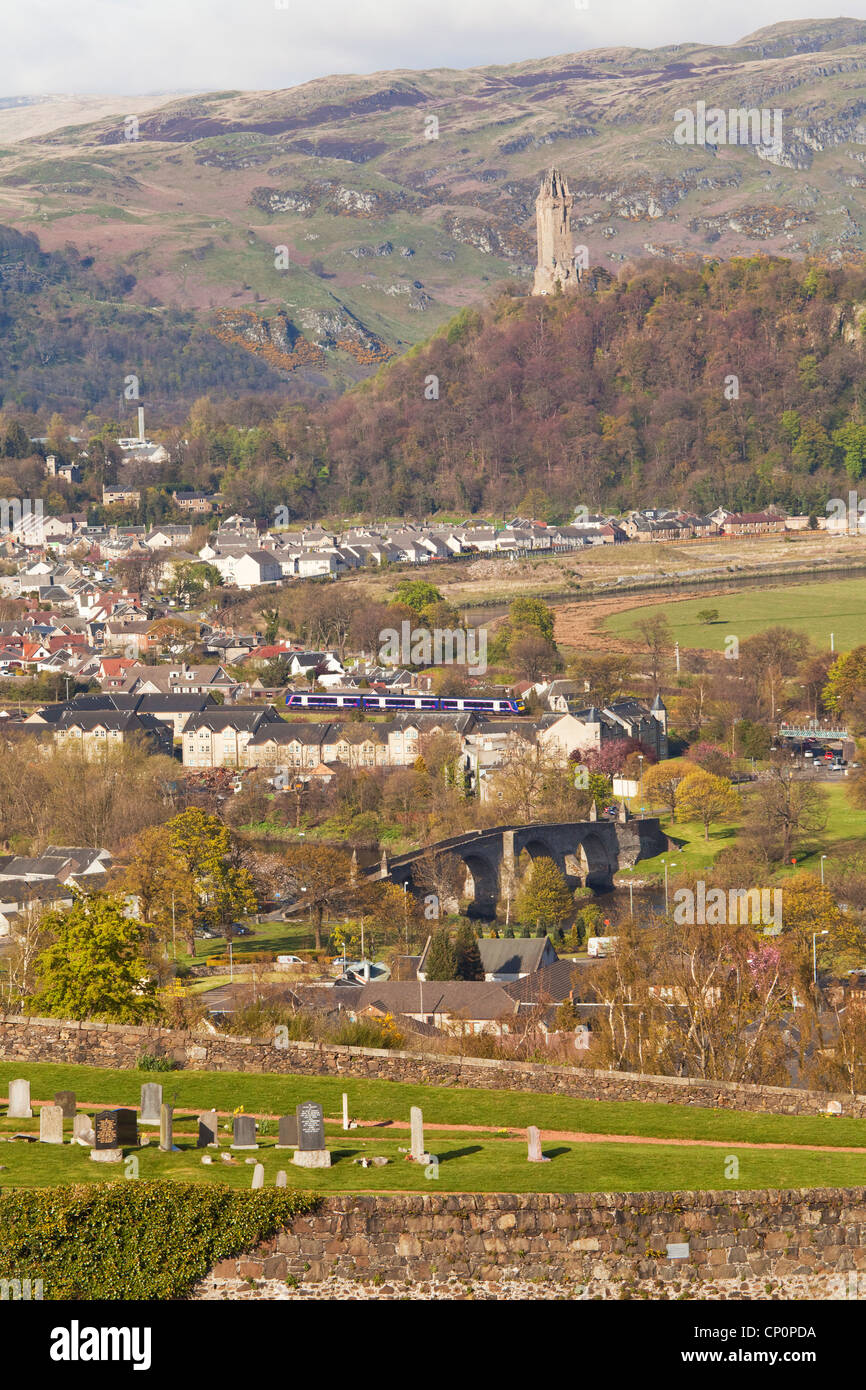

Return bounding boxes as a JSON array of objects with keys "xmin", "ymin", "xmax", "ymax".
[
  {"xmin": 820, "ymin": 854, "xmax": 828, "ymax": 887},
  {"xmin": 638, "ymin": 754, "xmax": 644, "ymax": 809},
  {"xmin": 812, "ymin": 929, "xmax": 829, "ymax": 985},
  {"xmin": 663, "ymin": 860, "xmax": 677, "ymax": 915}
]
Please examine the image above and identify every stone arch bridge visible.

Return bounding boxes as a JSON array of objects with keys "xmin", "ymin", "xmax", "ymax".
[{"xmin": 371, "ymin": 817, "xmax": 668, "ymax": 918}]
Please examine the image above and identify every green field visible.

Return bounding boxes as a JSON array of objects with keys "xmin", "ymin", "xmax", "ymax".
[
  {"xmin": 3, "ymin": 1061, "xmax": 866, "ymax": 1195},
  {"xmin": 606, "ymin": 576, "xmax": 866, "ymax": 653}
]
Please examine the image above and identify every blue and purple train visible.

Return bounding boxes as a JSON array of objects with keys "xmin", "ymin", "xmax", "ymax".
[{"xmin": 285, "ymin": 692, "xmax": 528, "ymax": 715}]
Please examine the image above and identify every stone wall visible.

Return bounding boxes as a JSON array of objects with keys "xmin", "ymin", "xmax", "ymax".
[
  {"xmin": 201, "ymin": 1189, "xmax": 866, "ymax": 1291},
  {"xmin": 1, "ymin": 1014, "xmax": 864, "ymax": 1116}
]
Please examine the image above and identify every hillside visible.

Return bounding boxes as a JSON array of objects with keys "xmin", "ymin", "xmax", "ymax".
[{"xmin": 2, "ymin": 17, "xmax": 866, "ymax": 408}]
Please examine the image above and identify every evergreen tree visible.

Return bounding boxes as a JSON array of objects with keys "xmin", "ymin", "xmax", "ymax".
[
  {"xmin": 515, "ymin": 857, "xmax": 574, "ymax": 932},
  {"xmin": 425, "ymin": 928, "xmax": 458, "ymax": 981},
  {"xmin": 455, "ymin": 924, "xmax": 483, "ymax": 981}
]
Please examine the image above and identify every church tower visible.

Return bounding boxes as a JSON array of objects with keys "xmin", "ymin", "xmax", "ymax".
[{"xmin": 532, "ymin": 167, "xmax": 580, "ymax": 296}]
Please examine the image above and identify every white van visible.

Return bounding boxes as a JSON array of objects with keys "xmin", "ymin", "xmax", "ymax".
[{"xmin": 587, "ymin": 935, "xmax": 619, "ymax": 958}]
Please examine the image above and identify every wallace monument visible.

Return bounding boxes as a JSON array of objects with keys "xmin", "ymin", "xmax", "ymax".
[{"xmin": 532, "ymin": 167, "xmax": 582, "ymax": 296}]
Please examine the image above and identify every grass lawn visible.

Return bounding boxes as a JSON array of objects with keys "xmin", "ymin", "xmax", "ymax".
[
  {"xmin": 0, "ymin": 1127, "xmax": 865, "ymax": 1193},
  {"xmin": 4, "ymin": 1060, "xmax": 866, "ymax": 1151},
  {"xmin": 605, "ymin": 576, "xmax": 866, "ymax": 654}
]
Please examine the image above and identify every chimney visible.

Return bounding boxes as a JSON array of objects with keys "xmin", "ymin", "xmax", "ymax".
[{"xmin": 138, "ymin": 406, "xmax": 145, "ymax": 442}]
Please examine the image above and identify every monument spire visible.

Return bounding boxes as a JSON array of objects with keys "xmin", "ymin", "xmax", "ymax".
[{"xmin": 532, "ymin": 166, "xmax": 580, "ymax": 296}]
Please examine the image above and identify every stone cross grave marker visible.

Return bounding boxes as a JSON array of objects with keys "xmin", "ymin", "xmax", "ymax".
[
  {"xmin": 277, "ymin": 1115, "xmax": 298, "ymax": 1148},
  {"xmin": 251, "ymin": 1163, "xmax": 265, "ymax": 1189},
  {"xmin": 140, "ymin": 1083, "xmax": 162, "ymax": 1125},
  {"xmin": 197, "ymin": 1110, "xmax": 219, "ymax": 1148},
  {"xmin": 232, "ymin": 1115, "xmax": 257, "ymax": 1150},
  {"xmin": 410, "ymin": 1106, "xmax": 425, "ymax": 1162},
  {"xmin": 159, "ymin": 1104, "xmax": 174, "ymax": 1152},
  {"xmin": 8, "ymin": 1079, "xmax": 32, "ymax": 1119},
  {"xmin": 54, "ymin": 1091, "xmax": 76, "ymax": 1120},
  {"xmin": 40, "ymin": 1104, "xmax": 63, "ymax": 1145},
  {"xmin": 527, "ymin": 1126, "xmax": 550, "ymax": 1163}
]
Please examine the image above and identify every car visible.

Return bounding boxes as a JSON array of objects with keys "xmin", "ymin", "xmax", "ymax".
[
  {"xmin": 276, "ymin": 954, "xmax": 304, "ymax": 965},
  {"xmin": 804, "ymin": 751, "xmax": 813, "ymax": 759},
  {"xmin": 232, "ymin": 926, "xmax": 252, "ymax": 937}
]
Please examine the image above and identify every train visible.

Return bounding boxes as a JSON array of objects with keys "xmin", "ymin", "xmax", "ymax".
[{"xmin": 285, "ymin": 692, "xmax": 528, "ymax": 715}]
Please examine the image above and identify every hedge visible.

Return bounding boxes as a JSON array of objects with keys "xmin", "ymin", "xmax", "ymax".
[{"xmin": 0, "ymin": 1182, "xmax": 319, "ymax": 1299}]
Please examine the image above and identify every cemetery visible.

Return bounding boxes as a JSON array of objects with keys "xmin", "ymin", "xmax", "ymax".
[{"xmin": 3, "ymin": 1062, "xmax": 866, "ymax": 1197}]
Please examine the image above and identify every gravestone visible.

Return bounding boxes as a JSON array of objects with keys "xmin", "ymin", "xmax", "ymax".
[
  {"xmin": 276, "ymin": 1171, "xmax": 287, "ymax": 1188},
  {"xmin": 73, "ymin": 1114, "xmax": 94, "ymax": 1146},
  {"xmin": 8, "ymin": 1079, "xmax": 31, "ymax": 1119},
  {"xmin": 39, "ymin": 1104, "xmax": 63, "ymax": 1145},
  {"xmin": 197, "ymin": 1110, "xmax": 219, "ymax": 1148},
  {"xmin": 827, "ymin": 1100, "xmax": 843, "ymax": 1115},
  {"xmin": 251, "ymin": 1163, "xmax": 264, "ymax": 1189},
  {"xmin": 342, "ymin": 1093, "xmax": 349, "ymax": 1130},
  {"xmin": 292, "ymin": 1101, "xmax": 330, "ymax": 1168},
  {"xmin": 276, "ymin": 1115, "xmax": 298, "ymax": 1148},
  {"xmin": 54, "ymin": 1091, "xmax": 76, "ymax": 1120},
  {"xmin": 231, "ymin": 1115, "xmax": 257, "ymax": 1150},
  {"xmin": 140, "ymin": 1083, "xmax": 162, "ymax": 1125},
  {"xmin": 94, "ymin": 1108, "xmax": 138, "ymax": 1150},
  {"xmin": 527, "ymin": 1126, "xmax": 550, "ymax": 1163},
  {"xmin": 410, "ymin": 1106, "xmax": 425, "ymax": 1162},
  {"xmin": 159, "ymin": 1104, "xmax": 173, "ymax": 1152}
]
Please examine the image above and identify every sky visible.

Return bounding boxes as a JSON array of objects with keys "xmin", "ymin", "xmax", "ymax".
[{"xmin": 1, "ymin": 1, "xmax": 864, "ymax": 97}]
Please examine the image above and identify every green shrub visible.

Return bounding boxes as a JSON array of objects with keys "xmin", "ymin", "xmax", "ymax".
[
  {"xmin": 0, "ymin": 1183, "xmax": 319, "ymax": 1300},
  {"xmin": 136, "ymin": 1053, "xmax": 180, "ymax": 1072}
]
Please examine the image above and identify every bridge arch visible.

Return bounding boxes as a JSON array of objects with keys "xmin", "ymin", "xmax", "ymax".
[
  {"xmin": 576, "ymin": 830, "xmax": 615, "ymax": 890},
  {"xmin": 459, "ymin": 851, "xmax": 500, "ymax": 919}
]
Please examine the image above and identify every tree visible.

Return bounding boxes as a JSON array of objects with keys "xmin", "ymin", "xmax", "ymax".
[
  {"xmin": 393, "ymin": 579, "xmax": 443, "ymax": 616},
  {"xmin": 696, "ymin": 608, "xmax": 719, "ymax": 624},
  {"xmin": 567, "ymin": 653, "xmax": 630, "ymax": 707},
  {"xmin": 642, "ymin": 758, "xmax": 690, "ymax": 820},
  {"xmin": 823, "ymin": 646, "xmax": 866, "ymax": 718},
  {"xmin": 273, "ymin": 845, "xmax": 363, "ymax": 952},
  {"xmin": 166, "ymin": 809, "xmax": 258, "ymax": 951},
  {"xmin": 675, "ymin": 769, "xmax": 739, "ymax": 840},
  {"xmin": 634, "ymin": 613, "xmax": 672, "ymax": 689},
  {"xmin": 455, "ymin": 923, "xmax": 484, "ymax": 981},
  {"xmin": 508, "ymin": 596, "xmax": 556, "ymax": 646},
  {"xmin": 117, "ymin": 824, "xmax": 200, "ymax": 953},
  {"xmin": 425, "ymin": 928, "xmax": 458, "ymax": 981},
  {"xmin": 743, "ymin": 764, "xmax": 828, "ymax": 863},
  {"xmin": 515, "ymin": 857, "xmax": 573, "ymax": 931},
  {"xmin": 509, "ymin": 633, "xmax": 560, "ymax": 681},
  {"xmin": 740, "ymin": 627, "xmax": 806, "ymax": 722},
  {"xmin": 28, "ymin": 893, "xmax": 158, "ymax": 1023},
  {"xmin": 169, "ymin": 561, "xmax": 221, "ymax": 604}
]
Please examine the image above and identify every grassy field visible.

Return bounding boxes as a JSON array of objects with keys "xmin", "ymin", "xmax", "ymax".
[
  {"xmin": 0, "ymin": 1126, "xmax": 864, "ymax": 1194},
  {"xmin": 606, "ymin": 576, "xmax": 866, "ymax": 653},
  {"xmin": 4, "ymin": 1060, "xmax": 866, "ymax": 1149}
]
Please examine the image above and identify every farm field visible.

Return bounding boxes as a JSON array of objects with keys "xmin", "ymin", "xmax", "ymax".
[{"xmin": 604, "ymin": 576, "xmax": 866, "ymax": 654}]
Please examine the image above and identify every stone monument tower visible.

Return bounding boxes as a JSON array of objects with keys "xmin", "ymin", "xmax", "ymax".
[{"xmin": 532, "ymin": 167, "xmax": 580, "ymax": 296}]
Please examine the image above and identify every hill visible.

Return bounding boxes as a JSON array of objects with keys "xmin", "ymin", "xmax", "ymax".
[{"xmin": 2, "ymin": 18, "xmax": 866, "ymax": 407}]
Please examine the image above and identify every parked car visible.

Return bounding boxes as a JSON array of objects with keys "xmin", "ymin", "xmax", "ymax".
[
  {"xmin": 276, "ymin": 954, "xmax": 304, "ymax": 965},
  {"xmin": 232, "ymin": 926, "xmax": 252, "ymax": 937}
]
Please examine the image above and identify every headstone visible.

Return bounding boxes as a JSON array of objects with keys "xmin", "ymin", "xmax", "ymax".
[
  {"xmin": 201, "ymin": 1155, "xmax": 213, "ymax": 1165},
  {"xmin": 39, "ymin": 1104, "xmax": 63, "ymax": 1145},
  {"xmin": 94, "ymin": 1108, "xmax": 138, "ymax": 1150},
  {"xmin": 140, "ymin": 1083, "xmax": 162, "ymax": 1125},
  {"xmin": 276, "ymin": 1114, "xmax": 298, "ymax": 1148},
  {"xmin": 159, "ymin": 1104, "xmax": 173, "ymax": 1153},
  {"xmin": 667, "ymin": 1242, "xmax": 690, "ymax": 1260},
  {"xmin": 827, "ymin": 1100, "xmax": 843, "ymax": 1115},
  {"xmin": 296, "ymin": 1102, "xmax": 325, "ymax": 1150},
  {"xmin": 231, "ymin": 1115, "xmax": 257, "ymax": 1150},
  {"xmin": 292, "ymin": 1101, "xmax": 330, "ymax": 1168},
  {"xmin": 527, "ymin": 1126, "xmax": 550, "ymax": 1163},
  {"xmin": 276, "ymin": 1170, "xmax": 287, "ymax": 1188},
  {"xmin": 197, "ymin": 1109, "xmax": 219, "ymax": 1147},
  {"xmin": 342, "ymin": 1093, "xmax": 349, "ymax": 1130},
  {"xmin": 73, "ymin": 1114, "xmax": 94, "ymax": 1146},
  {"xmin": 410, "ymin": 1106, "xmax": 425, "ymax": 1162},
  {"xmin": 7, "ymin": 1079, "xmax": 31, "ymax": 1119},
  {"xmin": 251, "ymin": 1163, "xmax": 265, "ymax": 1189},
  {"xmin": 54, "ymin": 1091, "xmax": 76, "ymax": 1120}
]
